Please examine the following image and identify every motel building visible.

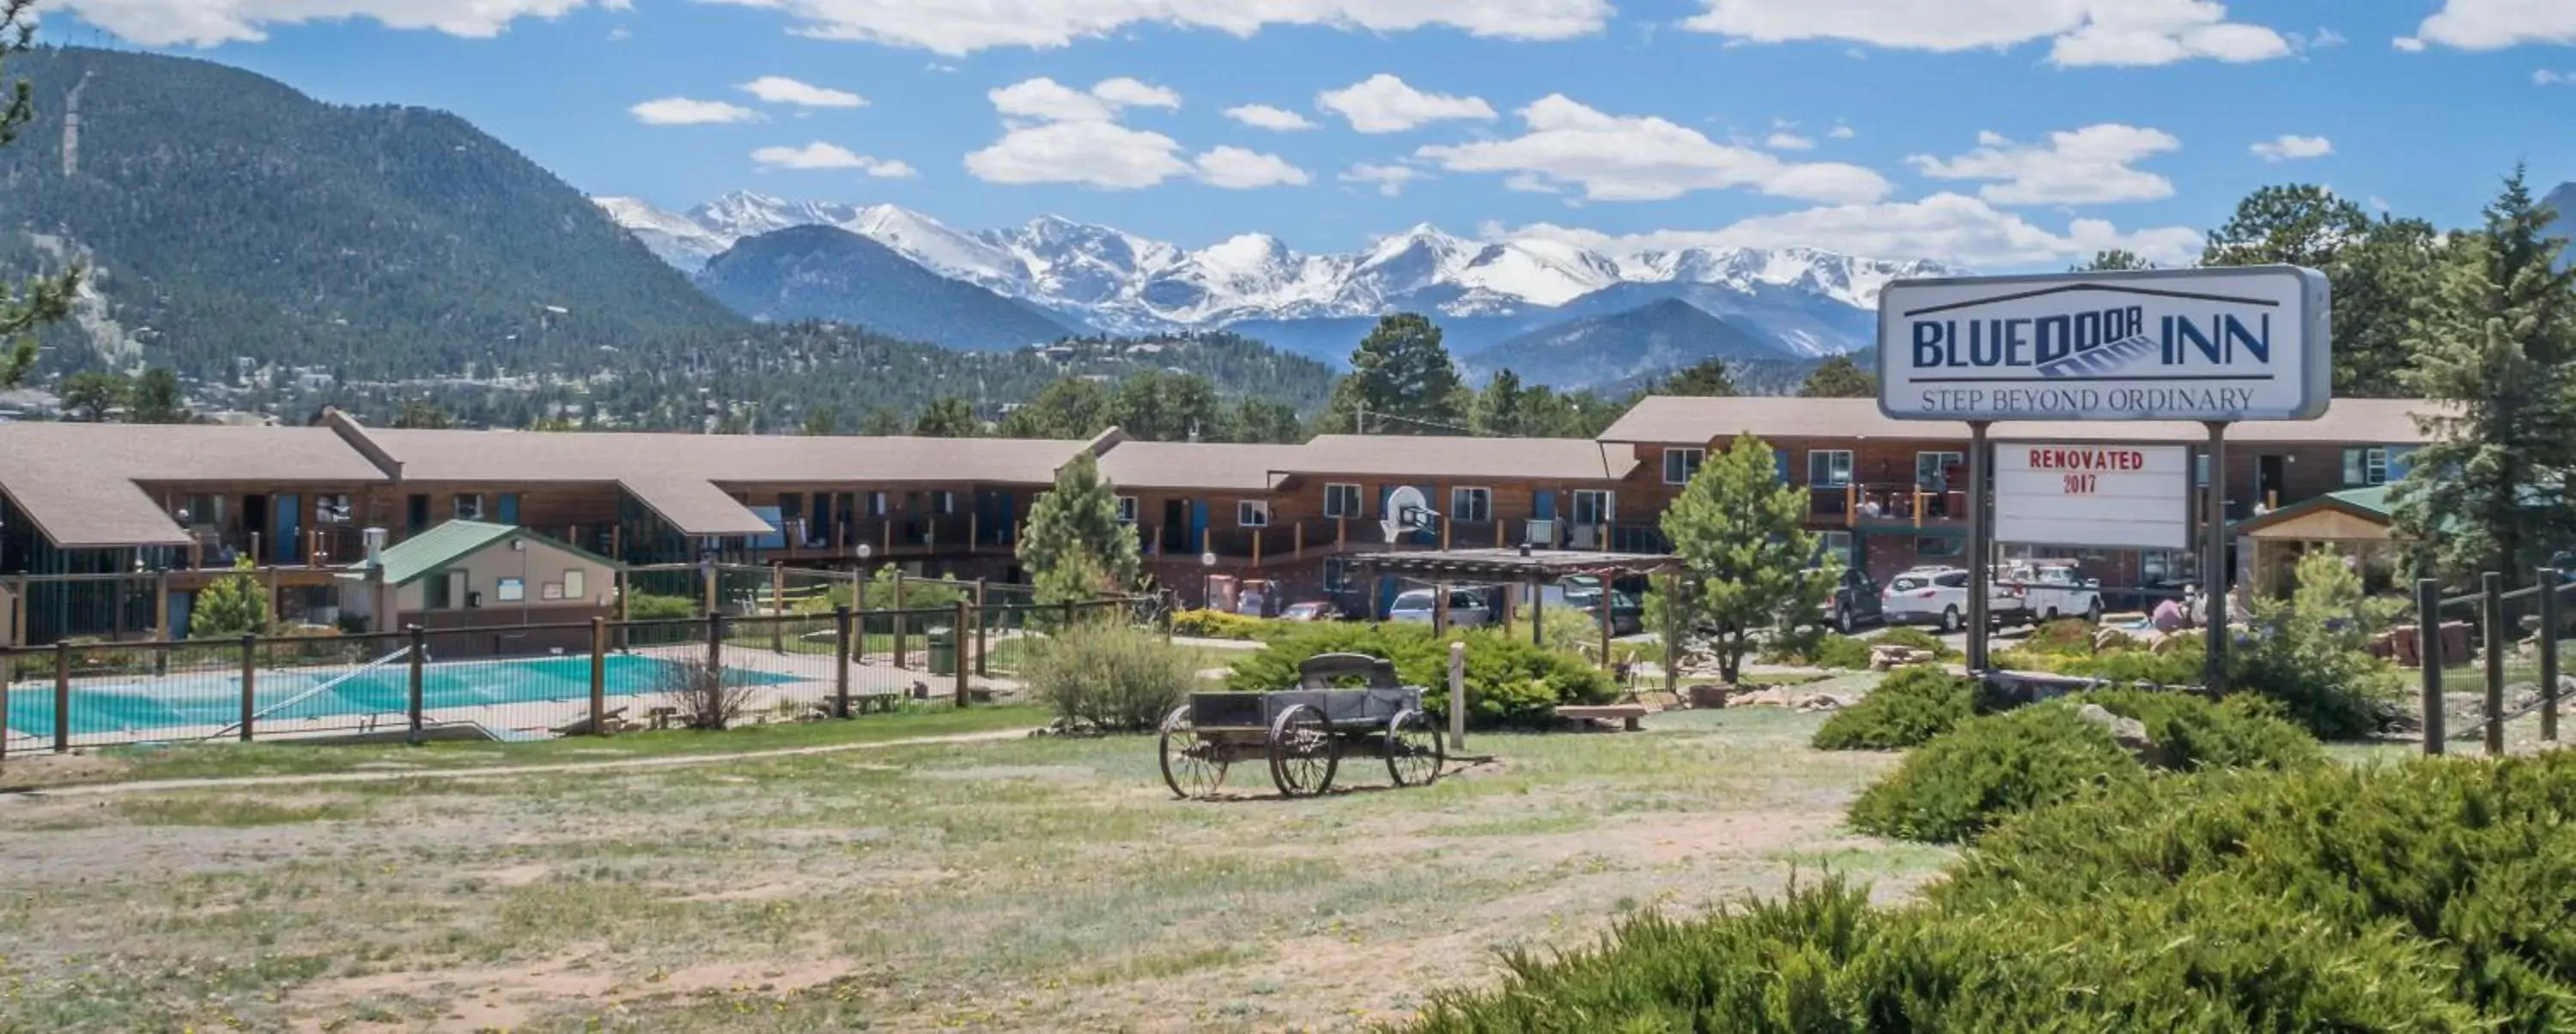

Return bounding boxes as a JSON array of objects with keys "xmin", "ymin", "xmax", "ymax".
[{"xmin": 0, "ymin": 395, "xmax": 2437, "ymax": 646}]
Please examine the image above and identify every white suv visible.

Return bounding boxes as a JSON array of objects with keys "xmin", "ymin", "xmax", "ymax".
[
  {"xmin": 1880, "ymin": 567, "xmax": 2030, "ymax": 632},
  {"xmin": 1388, "ymin": 587, "xmax": 1495, "ymax": 627}
]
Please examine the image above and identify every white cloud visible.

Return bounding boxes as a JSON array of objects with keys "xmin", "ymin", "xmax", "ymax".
[
  {"xmin": 1493, "ymin": 192, "xmax": 2204, "ymax": 269},
  {"xmin": 2539, "ymin": 70, "xmax": 2574, "ymax": 85},
  {"xmin": 1765, "ymin": 131, "xmax": 1815, "ymax": 150},
  {"xmin": 989, "ymin": 76, "xmax": 1178, "ymax": 124},
  {"xmin": 1504, "ymin": 173, "xmax": 1557, "ymax": 193},
  {"xmin": 2392, "ymin": 35, "xmax": 2428, "ymax": 52},
  {"xmin": 1194, "ymin": 147, "xmax": 1310, "ymax": 188},
  {"xmin": 1340, "ymin": 162, "xmax": 1425, "ymax": 196},
  {"xmin": 1906, "ymin": 124, "xmax": 2179, "ymax": 205},
  {"xmin": 1224, "ymin": 104, "xmax": 1319, "ymax": 131},
  {"xmin": 1316, "ymin": 74, "xmax": 1497, "ymax": 133},
  {"xmin": 1682, "ymin": 0, "xmax": 2291, "ymax": 67},
  {"xmin": 2250, "ymin": 134, "xmax": 2333, "ymax": 162},
  {"xmin": 1416, "ymin": 94, "xmax": 1893, "ymax": 204},
  {"xmin": 693, "ymin": 0, "xmax": 1611, "ymax": 55},
  {"xmin": 2407, "ymin": 0, "xmax": 2576, "ymax": 49},
  {"xmin": 46, "ymin": 0, "xmax": 611, "ymax": 46},
  {"xmin": 750, "ymin": 142, "xmax": 915, "ymax": 176},
  {"xmin": 1828, "ymin": 125, "xmax": 1857, "ymax": 139},
  {"xmin": 967, "ymin": 119, "xmax": 1190, "ymax": 188},
  {"xmin": 629, "ymin": 97, "xmax": 762, "ymax": 125},
  {"xmin": 738, "ymin": 76, "xmax": 866, "ymax": 108}
]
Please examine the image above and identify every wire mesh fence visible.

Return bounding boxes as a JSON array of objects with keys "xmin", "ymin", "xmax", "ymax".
[
  {"xmin": 0, "ymin": 593, "xmax": 1157, "ymax": 756},
  {"xmin": 2396, "ymin": 571, "xmax": 2573, "ymax": 755}
]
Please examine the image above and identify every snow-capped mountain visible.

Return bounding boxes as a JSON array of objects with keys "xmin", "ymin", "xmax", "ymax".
[{"xmin": 595, "ymin": 191, "xmax": 1951, "ymax": 356}]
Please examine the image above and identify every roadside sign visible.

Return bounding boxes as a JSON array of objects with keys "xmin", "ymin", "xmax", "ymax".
[
  {"xmin": 1994, "ymin": 444, "xmax": 2190, "ymax": 550},
  {"xmin": 1876, "ymin": 265, "xmax": 2330, "ymax": 423}
]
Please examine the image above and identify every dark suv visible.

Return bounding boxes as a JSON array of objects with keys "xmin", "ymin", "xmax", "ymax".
[{"xmin": 1824, "ymin": 568, "xmax": 1884, "ymax": 634}]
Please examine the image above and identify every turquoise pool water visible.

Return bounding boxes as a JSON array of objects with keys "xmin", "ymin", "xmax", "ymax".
[{"xmin": 3, "ymin": 654, "xmax": 801, "ymax": 739}]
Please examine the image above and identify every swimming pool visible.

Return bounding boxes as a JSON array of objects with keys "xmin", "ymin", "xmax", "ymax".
[{"xmin": 3, "ymin": 654, "xmax": 803, "ymax": 739}]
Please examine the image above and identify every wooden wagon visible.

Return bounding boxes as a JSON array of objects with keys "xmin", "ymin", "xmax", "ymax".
[{"xmin": 1157, "ymin": 653, "xmax": 1446, "ymax": 799}]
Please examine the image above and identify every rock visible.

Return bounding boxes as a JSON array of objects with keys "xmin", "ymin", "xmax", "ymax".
[
  {"xmin": 1868, "ymin": 645, "xmax": 1934, "ymax": 671},
  {"xmin": 1793, "ymin": 693, "xmax": 1850, "ymax": 713},
  {"xmin": 1685, "ymin": 684, "xmax": 1734, "ymax": 709},
  {"xmin": 2093, "ymin": 628, "xmax": 2139, "ymax": 653},
  {"xmin": 2074, "ymin": 703, "xmax": 2161, "ymax": 766},
  {"xmin": 1725, "ymin": 687, "xmax": 1791, "ymax": 709}
]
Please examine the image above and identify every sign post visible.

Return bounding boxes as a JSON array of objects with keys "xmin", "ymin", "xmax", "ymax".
[{"xmin": 1877, "ymin": 266, "xmax": 2330, "ymax": 679}]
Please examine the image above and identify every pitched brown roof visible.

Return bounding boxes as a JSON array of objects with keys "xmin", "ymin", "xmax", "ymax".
[
  {"xmin": 365, "ymin": 429, "xmax": 1091, "ymax": 485},
  {"xmin": 0, "ymin": 424, "xmax": 390, "ymax": 548},
  {"xmin": 1596, "ymin": 396, "xmax": 2444, "ymax": 446},
  {"xmin": 1275, "ymin": 435, "xmax": 1639, "ymax": 484},
  {"xmin": 1095, "ymin": 441, "xmax": 1309, "ymax": 492}
]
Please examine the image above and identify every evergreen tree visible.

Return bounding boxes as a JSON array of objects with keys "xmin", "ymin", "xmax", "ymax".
[
  {"xmin": 2202, "ymin": 185, "xmax": 2369, "ymax": 268},
  {"xmin": 2395, "ymin": 167, "xmax": 2576, "ymax": 584},
  {"xmin": 394, "ymin": 399, "xmax": 453, "ymax": 429},
  {"xmin": 1798, "ymin": 355, "xmax": 1878, "ymax": 398},
  {"xmin": 860, "ymin": 406, "xmax": 904, "ymax": 435},
  {"xmin": 1018, "ymin": 452, "xmax": 1143, "ymax": 604},
  {"xmin": 128, "ymin": 368, "xmax": 191, "ymax": 423},
  {"xmin": 1109, "ymin": 370, "xmax": 1220, "ymax": 441},
  {"xmin": 0, "ymin": 2, "xmax": 78, "ymax": 388},
  {"xmin": 800, "ymin": 407, "xmax": 837, "ymax": 436},
  {"xmin": 2075, "ymin": 249, "xmax": 2154, "ymax": 271},
  {"xmin": 58, "ymin": 370, "xmax": 126, "ymax": 422},
  {"xmin": 190, "ymin": 557, "xmax": 270, "ymax": 638},
  {"xmin": 1219, "ymin": 397, "xmax": 1303, "ymax": 443},
  {"xmin": 1474, "ymin": 369, "xmax": 1532, "ymax": 435},
  {"xmin": 1660, "ymin": 434, "xmax": 1837, "ymax": 683},
  {"xmin": 912, "ymin": 397, "xmax": 981, "ymax": 437},
  {"xmin": 1656, "ymin": 358, "xmax": 1737, "ymax": 397},
  {"xmin": 1321, "ymin": 313, "xmax": 1467, "ymax": 435},
  {"xmin": 999, "ymin": 377, "xmax": 1110, "ymax": 440},
  {"xmin": 2331, "ymin": 218, "xmax": 2445, "ymax": 398}
]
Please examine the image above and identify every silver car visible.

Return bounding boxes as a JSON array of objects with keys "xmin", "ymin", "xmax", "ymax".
[{"xmin": 1387, "ymin": 587, "xmax": 1494, "ymax": 627}]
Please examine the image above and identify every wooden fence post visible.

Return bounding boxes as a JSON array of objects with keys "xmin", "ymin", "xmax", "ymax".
[
  {"xmin": 892, "ymin": 571, "xmax": 908, "ymax": 670},
  {"xmin": 706, "ymin": 611, "xmax": 724, "ymax": 684},
  {"xmin": 2418, "ymin": 579, "xmax": 2443, "ymax": 756},
  {"xmin": 589, "ymin": 617, "xmax": 608, "ymax": 735},
  {"xmin": 406, "ymin": 624, "xmax": 427, "ymax": 745},
  {"xmin": 52, "ymin": 642, "xmax": 70, "ymax": 754},
  {"xmin": 239, "ymin": 633, "xmax": 258, "ymax": 743},
  {"xmin": 2542, "ymin": 568, "xmax": 2561, "ymax": 743},
  {"xmin": 953, "ymin": 599, "xmax": 972, "ymax": 708},
  {"xmin": 974, "ymin": 580, "xmax": 990, "ymax": 678},
  {"xmin": 769, "ymin": 564, "xmax": 786, "ymax": 654},
  {"xmin": 834, "ymin": 605, "xmax": 854, "ymax": 719},
  {"xmin": 2484, "ymin": 571, "xmax": 2506, "ymax": 756},
  {"xmin": 1447, "ymin": 641, "xmax": 1466, "ymax": 751}
]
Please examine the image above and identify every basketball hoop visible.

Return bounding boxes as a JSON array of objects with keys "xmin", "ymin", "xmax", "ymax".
[{"xmin": 1381, "ymin": 486, "xmax": 1439, "ymax": 544}]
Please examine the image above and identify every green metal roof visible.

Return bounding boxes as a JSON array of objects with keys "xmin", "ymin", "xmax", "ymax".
[
  {"xmin": 357, "ymin": 520, "xmax": 521, "ymax": 587},
  {"xmin": 2235, "ymin": 484, "xmax": 2396, "ymax": 534}
]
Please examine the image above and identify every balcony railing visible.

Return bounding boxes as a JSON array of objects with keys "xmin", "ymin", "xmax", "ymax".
[{"xmin": 1812, "ymin": 484, "xmax": 1970, "ymax": 528}]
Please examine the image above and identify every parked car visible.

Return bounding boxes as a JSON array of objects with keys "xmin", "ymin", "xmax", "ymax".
[
  {"xmin": 1880, "ymin": 567, "xmax": 2030, "ymax": 632},
  {"xmin": 1279, "ymin": 600, "xmax": 1340, "ymax": 622},
  {"xmin": 1822, "ymin": 568, "xmax": 1884, "ymax": 634},
  {"xmin": 1558, "ymin": 578, "xmax": 1644, "ymax": 636},
  {"xmin": 1388, "ymin": 587, "xmax": 1495, "ymax": 627},
  {"xmin": 2002, "ymin": 563, "xmax": 2105, "ymax": 623}
]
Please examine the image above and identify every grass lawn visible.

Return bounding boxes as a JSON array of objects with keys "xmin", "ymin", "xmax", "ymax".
[{"xmin": 0, "ymin": 706, "xmax": 1934, "ymax": 1032}]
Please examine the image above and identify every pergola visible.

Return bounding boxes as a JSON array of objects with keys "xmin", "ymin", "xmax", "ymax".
[{"xmin": 1351, "ymin": 548, "xmax": 1685, "ymax": 696}]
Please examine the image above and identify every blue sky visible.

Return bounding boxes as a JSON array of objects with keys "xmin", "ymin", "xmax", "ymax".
[{"xmin": 40, "ymin": 0, "xmax": 2576, "ymax": 269}]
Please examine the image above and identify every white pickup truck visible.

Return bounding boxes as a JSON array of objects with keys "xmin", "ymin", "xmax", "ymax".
[
  {"xmin": 1881, "ymin": 567, "xmax": 2032, "ymax": 632},
  {"xmin": 2001, "ymin": 563, "xmax": 2105, "ymax": 624}
]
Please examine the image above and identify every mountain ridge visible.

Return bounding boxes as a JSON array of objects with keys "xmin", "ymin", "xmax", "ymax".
[{"xmin": 695, "ymin": 226, "xmax": 1076, "ymax": 351}]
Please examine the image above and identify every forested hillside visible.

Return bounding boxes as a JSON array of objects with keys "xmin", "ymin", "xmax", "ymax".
[{"xmin": 0, "ymin": 46, "xmax": 742, "ymax": 380}]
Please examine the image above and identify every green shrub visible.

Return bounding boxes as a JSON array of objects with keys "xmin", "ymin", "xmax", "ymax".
[
  {"xmin": 1167, "ymin": 609, "xmax": 1272, "ymax": 641},
  {"xmin": 1810, "ymin": 667, "xmax": 1984, "ymax": 751},
  {"xmin": 2020, "ymin": 617, "xmax": 2099, "ymax": 655},
  {"xmin": 1225, "ymin": 622, "xmax": 1612, "ymax": 729},
  {"xmin": 1759, "ymin": 630, "xmax": 1874, "ymax": 670},
  {"xmin": 1870, "ymin": 626, "xmax": 1957, "ymax": 659},
  {"xmin": 1023, "ymin": 620, "xmax": 1197, "ymax": 733},
  {"xmin": 1995, "ymin": 634, "xmax": 2204, "ymax": 685},
  {"xmin": 625, "ymin": 592, "xmax": 696, "ymax": 621},
  {"xmin": 2075, "ymin": 687, "xmax": 2322, "ymax": 772},
  {"xmin": 1847, "ymin": 703, "xmax": 2142, "ymax": 843}
]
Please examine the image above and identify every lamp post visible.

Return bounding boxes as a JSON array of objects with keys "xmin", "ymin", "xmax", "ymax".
[{"xmin": 1200, "ymin": 550, "xmax": 1217, "ymax": 611}]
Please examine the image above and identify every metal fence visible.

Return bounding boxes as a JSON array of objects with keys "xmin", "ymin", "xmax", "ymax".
[
  {"xmin": 0, "ymin": 595, "xmax": 1151, "ymax": 756},
  {"xmin": 2401, "ymin": 570, "xmax": 2573, "ymax": 755}
]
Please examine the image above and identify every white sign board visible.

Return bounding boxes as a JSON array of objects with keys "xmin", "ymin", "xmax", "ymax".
[
  {"xmin": 1995, "ymin": 444, "xmax": 2189, "ymax": 550},
  {"xmin": 1877, "ymin": 265, "xmax": 2330, "ymax": 423}
]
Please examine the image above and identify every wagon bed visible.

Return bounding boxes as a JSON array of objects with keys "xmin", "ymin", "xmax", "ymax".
[{"xmin": 1157, "ymin": 653, "xmax": 1446, "ymax": 798}]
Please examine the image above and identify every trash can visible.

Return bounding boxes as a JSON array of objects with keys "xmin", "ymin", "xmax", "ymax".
[{"xmin": 928, "ymin": 625, "xmax": 957, "ymax": 676}]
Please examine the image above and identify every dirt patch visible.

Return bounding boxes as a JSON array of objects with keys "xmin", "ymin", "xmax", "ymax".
[
  {"xmin": 291, "ymin": 944, "xmax": 857, "ymax": 1032},
  {"xmin": 0, "ymin": 750, "xmax": 131, "ymax": 791}
]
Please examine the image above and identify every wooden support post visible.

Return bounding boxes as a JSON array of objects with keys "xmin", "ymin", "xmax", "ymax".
[
  {"xmin": 1598, "ymin": 580, "xmax": 1615, "ymax": 672},
  {"xmin": 2543, "ymin": 568, "xmax": 2561, "ymax": 743},
  {"xmin": 1495, "ymin": 520, "xmax": 1504, "ymax": 549},
  {"xmin": 1844, "ymin": 484, "xmax": 1856, "ymax": 528},
  {"xmin": 833, "ymin": 605, "xmax": 854, "ymax": 719},
  {"xmin": 953, "ymin": 599, "xmax": 972, "ymax": 708},
  {"xmin": 12, "ymin": 574, "xmax": 27, "ymax": 647},
  {"xmin": 702, "ymin": 563, "xmax": 717, "ymax": 617},
  {"xmin": 2418, "ymin": 579, "xmax": 2444, "ymax": 755},
  {"xmin": 263, "ymin": 564, "xmax": 279, "ymax": 634},
  {"xmin": 1662, "ymin": 568, "xmax": 1680, "ymax": 699},
  {"xmin": 251, "ymin": 531, "xmax": 263, "ymax": 569},
  {"xmin": 1252, "ymin": 529, "xmax": 1263, "ymax": 569},
  {"xmin": 1440, "ymin": 516, "xmax": 1451, "ymax": 550},
  {"xmin": 239, "ymin": 633, "xmax": 258, "ymax": 743},
  {"xmin": 589, "ymin": 617, "xmax": 608, "ymax": 734},
  {"xmin": 609, "ymin": 524, "xmax": 623, "ymax": 563},
  {"xmin": 1292, "ymin": 520, "xmax": 1304, "ymax": 561},
  {"xmin": 1432, "ymin": 581, "xmax": 1450, "ymax": 639},
  {"xmin": 1530, "ymin": 577, "xmax": 1544, "ymax": 648},
  {"xmin": 406, "ymin": 624, "xmax": 427, "ymax": 744},
  {"xmin": 1337, "ymin": 518, "xmax": 1346, "ymax": 550},
  {"xmin": 2484, "ymin": 570, "xmax": 2506, "ymax": 756},
  {"xmin": 768, "ymin": 564, "xmax": 785, "ymax": 654},
  {"xmin": 52, "ymin": 642, "xmax": 70, "ymax": 754},
  {"xmin": 1502, "ymin": 582, "xmax": 1516, "ymax": 639},
  {"xmin": 1914, "ymin": 488, "xmax": 1924, "ymax": 528},
  {"xmin": 882, "ymin": 520, "xmax": 892, "ymax": 558},
  {"xmin": 974, "ymin": 580, "xmax": 990, "ymax": 677},
  {"xmin": 969, "ymin": 511, "xmax": 979, "ymax": 551},
  {"xmin": 154, "ymin": 572, "xmax": 171, "ymax": 642},
  {"xmin": 1447, "ymin": 641, "xmax": 1466, "ymax": 751},
  {"xmin": 706, "ymin": 611, "xmax": 724, "ymax": 690},
  {"xmin": 892, "ymin": 571, "xmax": 908, "ymax": 669}
]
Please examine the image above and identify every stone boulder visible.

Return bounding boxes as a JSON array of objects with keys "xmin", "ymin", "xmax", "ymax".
[
  {"xmin": 1868, "ymin": 644, "xmax": 1936, "ymax": 671},
  {"xmin": 2074, "ymin": 703, "xmax": 2165, "ymax": 767}
]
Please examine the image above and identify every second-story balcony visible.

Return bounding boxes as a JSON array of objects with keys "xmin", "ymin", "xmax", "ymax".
[{"xmin": 1811, "ymin": 484, "xmax": 1970, "ymax": 530}]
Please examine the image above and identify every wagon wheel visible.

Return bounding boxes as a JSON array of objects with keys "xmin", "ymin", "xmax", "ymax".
[
  {"xmin": 1384, "ymin": 709, "xmax": 1445, "ymax": 788},
  {"xmin": 1158, "ymin": 705, "xmax": 1227, "ymax": 800},
  {"xmin": 1267, "ymin": 703, "xmax": 1340, "ymax": 798}
]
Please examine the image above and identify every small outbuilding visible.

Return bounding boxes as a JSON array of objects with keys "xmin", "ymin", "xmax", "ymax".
[
  {"xmin": 2233, "ymin": 486, "xmax": 2398, "ymax": 597},
  {"xmin": 340, "ymin": 520, "xmax": 620, "ymax": 653}
]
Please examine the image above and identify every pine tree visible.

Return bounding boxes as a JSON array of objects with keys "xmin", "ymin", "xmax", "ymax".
[
  {"xmin": 2075, "ymin": 249, "xmax": 2154, "ymax": 271},
  {"xmin": 190, "ymin": 557, "xmax": 270, "ymax": 638},
  {"xmin": 860, "ymin": 407, "xmax": 904, "ymax": 435},
  {"xmin": 1798, "ymin": 355, "xmax": 1877, "ymax": 398},
  {"xmin": 1018, "ymin": 452, "xmax": 1142, "ymax": 604},
  {"xmin": 2394, "ymin": 167, "xmax": 2576, "ymax": 584},
  {"xmin": 999, "ymin": 377, "xmax": 1109, "ymax": 440},
  {"xmin": 1219, "ymin": 397, "xmax": 1303, "ymax": 443},
  {"xmin": 2330, "ymin": 217, "xmax": 2445, "ymax": 398},
  {"xmin": 57, "ymin": 370, "xmax": 126, "ymax": 422},
  {"xmin": 2202, "ymin": 185, "xmax": 2368, "ymax": 268},
  {"xmin": 394, "ymin": 399, "xmax": 453, "ymax": 429},
  {"xmin": 128, "ymin": 368, "xmax": 191, "ymax": 423},
  {"xmin": 1109, "ymin": 370, "xmax": 1219, "ymax": 441},
  {"xmin": 1474, "ymin": 369, "xmax": 1531, "ymax": 435},
  {"xmin": 1654, "ymin": 358, "xmax": 1736, "ymax": 397},
  {"xmin": 1321, "ymin": 313, "xmax": 1467, "ymax": 435},
  {"xmin": 0, "ymin": 2, "xmax": 78, "ymax": 388},
  {"xmin": 800, "ymin": 407, "xmax": 837, "ymax": 436},
  {"xmin": 912, "ymin": 397, "xmax": 981, "ymax": 437},
  {"xmin": 1660, "ymin": 434, "xmax": 1837, "ymax": 683}
]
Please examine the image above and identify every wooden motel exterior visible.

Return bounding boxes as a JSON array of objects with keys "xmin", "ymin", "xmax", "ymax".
[{"xmin": 0, "ymin": 397, "xmax": 2441, "ymax": 642}]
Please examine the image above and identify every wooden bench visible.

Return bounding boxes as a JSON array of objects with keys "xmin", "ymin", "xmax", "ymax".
[{"xmin": 1554, "ymin": 704, "xmax": 1649, "ymax": 732}]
